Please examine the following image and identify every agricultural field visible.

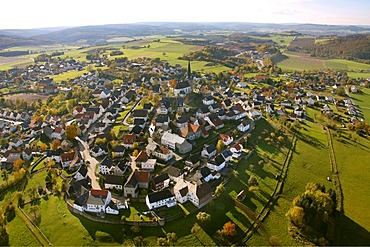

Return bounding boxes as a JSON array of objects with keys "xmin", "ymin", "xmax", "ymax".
[
  {"xmin": 248, "ymin": 120, "xmax": 333, "ymax": 246},
  {"xmin": 5, "ymin": 93, "xmax": 48, "ymax": 103},
  {"xmin": 289, "ymin": 37, "xmax": 315, "ymax": 48},
  {"xmin": 277, "ymin": 51, "xmax": 370, "ymax": 73}
]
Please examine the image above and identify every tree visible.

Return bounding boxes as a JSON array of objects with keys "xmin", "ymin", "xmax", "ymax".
[
  {"xmin": 39, "ymin": 142, "xmax": 48, "ymax": 151},
  {"xmin": 162, "ymin": 52, "xmax": 167, "ymax": 57},
  {"xmin": 29, "ymin": 205, "xmax": 41, "ymax": 226},
  {"xmin": 65, "ymin": 125, "xmax": 77, "ymax": 140},
  {"xmin": 215, "ymin": 183, "xmax": 225, "ymax": 197},
  {"xmin": 191, "ymin": 223, "xmax": 201, "ymax": 234},
  {"xmin": 13, "ymin": 159, "xmax": 24, "ymax": 172},
  {"xmin": 222, "ymin": 221, "xmax": 237, "ymax": 237},
  {"xmin": 132, "ymin": 142, "xmax": 139, "ymax": 150},
  {"xmin": 0, "ymin": 226, "xmax": 9, "ymax": 246},
  {"xmin": 248, "ymin": 175, "xmax": 258, "ymax": 186},
  {"xmin": 166, "ymin": 232, "xmax": 177, "ymax": 245},
  {"xmin": 157, "ymin": 237, "xmax": 169, "ymax": 246},
  {"xmin": 51, "ymin": 139, "xmax": 61, "ymax": 150},
  {"xmin": 168, "ymin": 79, "xmax": 177, "ymax": 88},
  {"xmin": 269, "ymin": 235, "xmax": 282, "ymax": 246},
  {"xmin": 132, "ymin": 150, "xmax": 139, "ymax": 157},
  {"xmin": 133, "ymin": 236, "xmax": 143, "ymax": 246},
  {"xmin": 130, "ymin": 224, "xmax": 141, "ymax": 236},
  {"xmin": 286, "ymin": 206, "xmax": 305, "ymax": 228},
  {"xmin": 196, "ymin": 212, "xmax": 211, "ymax": 223},
  {"xmin": 216, "ymin": 140, "xmax": 225, "ymax": 154}
]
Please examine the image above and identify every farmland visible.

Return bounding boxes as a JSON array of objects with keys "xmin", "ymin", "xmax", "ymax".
[
  {"xmin": 5, "ymin": 93, "xmax": 48, "ymax": 103},
  {"xmin": 276, "ymin": 51, "xmax": 370, "ymax": 74}
]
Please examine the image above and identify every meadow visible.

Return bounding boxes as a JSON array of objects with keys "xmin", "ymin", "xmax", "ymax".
[
  {"xmin": 247, "ymin": 120, "xmax": 333, "ymax": 245},
  {"xmin": 350, "ymin": 88, "xmax": 370, "ymax": 121},
  {"xmin": 332, "ymin": 135, "xmax": 370, "ymax": 245}
]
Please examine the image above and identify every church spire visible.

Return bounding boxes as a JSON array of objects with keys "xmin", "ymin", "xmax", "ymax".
[{"xmin": 187, "ymin": 60, "xmax": 191, "ymax": 79}]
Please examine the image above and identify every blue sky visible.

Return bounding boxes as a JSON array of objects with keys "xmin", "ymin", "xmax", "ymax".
[{"xmin": 0, "ymin": 0, "xmax": 369, "ymax": 29}]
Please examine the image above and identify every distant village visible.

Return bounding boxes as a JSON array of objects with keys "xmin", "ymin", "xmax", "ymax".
[{"xmin": 0, "ymin": 54, "xmax": 369, "ymax": 222}]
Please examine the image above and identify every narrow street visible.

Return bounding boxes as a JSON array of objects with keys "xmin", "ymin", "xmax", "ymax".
[{"xmin": 76, "ymin": 137, "xmax": 100, "ymax": 189}]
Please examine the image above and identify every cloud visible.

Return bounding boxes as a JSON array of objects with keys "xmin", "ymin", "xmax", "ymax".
[{"xmin": 272, "ymin": 9, "xmax": 299, "ymax": 15}]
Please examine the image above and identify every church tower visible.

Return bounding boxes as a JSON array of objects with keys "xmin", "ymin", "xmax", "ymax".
[{"xmin": 187, "ymin": 60, "xmax": 191, "ymax": 79}]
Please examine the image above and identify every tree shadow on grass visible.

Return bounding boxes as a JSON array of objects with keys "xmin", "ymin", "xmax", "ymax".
[
  {"xmin": 74, "ymin": 212, "xmax": 124, "ymax": 244},
  {"xmin": 340, "ymin": 213, "xmax": 370, "ymax": 246}
]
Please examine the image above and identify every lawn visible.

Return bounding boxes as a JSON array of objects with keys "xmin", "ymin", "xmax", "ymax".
[
  {"xmin": 6, "ymin": 214, "xmax": 39, "ymax": 246},
  {"xmin": 21, "ymin": 196, "xmax": 130, "ymax": 245},
  {"xmin": 332, "ymin": 134, "xmax": 370, "ymax": 245},
  {"xmin": 247, "ymin": 120, "xmax": 333, "ymax": 246},
  {"xmin": 51, "ymin": 68, "xmax": 89, "ymax": 82}
]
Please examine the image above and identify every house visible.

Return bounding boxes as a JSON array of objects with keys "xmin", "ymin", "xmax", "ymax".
[
  {"xmin": 202, "ymin": 96, "xmax": 215, "ymax": 106},
  {"xmin": 220, "ymin": 134, "xmax": 233, "ymax": 146},
  {"xmin": 161, "ymin": 132, "xmax": 192, "ymax": 154},
  {"xmin": 176, "ymin": 115, "xmax": 188, "ymax": 128},
  {"xmin": 221, "ymin": 150, "xmax": 233, "ymax": 162},
  {"xmin": 98, "ymin": 158, "xmax": 114, "ymax": 175},
  {"xmin": 135, "ymin": 151, "xmax": 149, "ymax": 166},
  {"xmin": 146, "ymin": 189, "xmax": 177, "ymax": 210},
  {"xmin": 51, "ymin": 127, "xmax": 64, "ymax": 140},
  {"xmin": 200, "ymin": 167, "xmax": 214, "ymax": 182},
  {"xmin": 230, "ymin": 143, "xmax": 243, "ymax": 154},
  {"xmin": 180, "ymin": 123, "xmax": 202, "ymax": 141},
  {"xmin": 207, "ymin": 154, "xmax": 226, "ymax": 172},
  {"xmin": 152, "ymin": 173, "xmax": 170, "ymax": 191},
  {"xmin": 205, "ymin": 114, "xmax": 224, "ymax": 130},
  {"xmin": 248, "ymin": 109, "xmax": 262, "ymax": 120},
  {"xmin": 307, "ymin": 98, "xmax": 315, "ymax": 105},
  {"xmin": 184, "ymin": 153, "xmax": 201, "ymax": 167},
  {"xmin": 280, "ymin": 100, "xmax": 292, "ymax": 107},
  {"xmin": 196, "ymin": 107, "xmax": 211, "ymax": 119},
  {"xmin": 122, "ymin": 90, "xmax": 136, "ymax": 104},
  {"xmin": 350, "ymin": 85, "xmax": 358, "ymax": 93},
  {"xmin": 237, "ymin": 119, "xmax": 251, "ymax": 132},
  {"xmin": 74, "ymin": 165, "xmax": 88, "ymax": 181},
  {"xmin": 91, "ymin": 145, "xmax": 108, "ymax": 158},
  {"xmin": 104, "ymin": 174, "xmax": 125, "ymax": 190},
  {"xmin": 155, "ymin": 114, "xmax": 170, "ymax": 127},
  {"xmin": 47, "ymin": 149, "xmax": 63, "ymax": 163},
  {"xmin": 123, "ymin": 134, "xmax": 136, "ymax": 149},
  {"xmin": 112, "ymin": 145, "xmax": 125, "ymax": 158},
  {"xmin": 174, "ymin": 180, "xmax": 213, "ymax": 208},
  {"xmin": 83, "ymin": 189, "xmax": 112, "ymax": 214},
  {"xmin": 22, "ymin": 148, "xmax": 33, "ymax": 161},
  {"xmin": 201, "ymin": 144, "xmax": 216, "ymax": 159},
  {"xmin": 174, "ymin": 81, "xmax": 192, "ymax": 96},
  {"xmin": 132, "ymin": 110, "xmax": 148, "ymax": 121},
  {"xmin": 60, "ymin": 151, "xmax": 81, "ymax": 169},
  {"xmin": 141, "ymin": 159, "xmax": 157, "ymax": 170},
  {"xmin": 106, "ymin": 201, "xmax": 119, "ymax": 215},
  {"xmin": 123, "ymin": 170, "xmax": 150, "ymax": 198}
]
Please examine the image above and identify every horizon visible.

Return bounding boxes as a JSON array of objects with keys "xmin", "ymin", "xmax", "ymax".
[
  {"xmin": 1, "ymin": 21, "xmax": 370, "ymax": 31},
  {"xmin": 1, "ymin": 0, "xmax": 369, "ymax": 29}
]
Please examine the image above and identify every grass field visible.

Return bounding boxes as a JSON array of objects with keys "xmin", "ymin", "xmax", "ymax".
[
  {"xmin": 51, "ymin": 68, "xmax": 89, "ymax": 82},
  {"xmin": 6, "ymin": 214, "xmax": 39, "ymax": 246},
  {"xmin": 248, "ymin": 120, "xmax": 333, "ymax": 246},
  {"xmin": 277, "ymin": 52, "xmax": 370, "ymax": 73},
  {"xmin": 350, "ymin": 88, "xmax": 370, "ymax": 121},
  {"xmin": 332, "ymin": 134, "xmax": 370, "ymax": 245}
]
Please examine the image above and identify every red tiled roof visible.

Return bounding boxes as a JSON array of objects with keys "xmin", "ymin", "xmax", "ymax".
[{"xmin": 135, "ymin": 170, "xmax": 150, "ymax": 183}]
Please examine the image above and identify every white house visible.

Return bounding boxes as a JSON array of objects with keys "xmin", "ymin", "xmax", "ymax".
[
  {"xmin": 74, "ymin": 165, "xmax": 88, "ymax": 181},
  {"xmin": 173, "ymin": 180, "xmax": 213, "ymax": 208},
  {"xmin": 161, "ymin": 132, "xmax": 192, "ymax": 154},
  {"xmin": 51, "ymin": 127, "xmax": 65, "ymax": 140},
  {"xmin": 237, "ymin": 119, "xmax": 251, "ymax": 132},
  {"xmin": 202, "ymin": 96, "xmax": 215, "ymax": 106},
  {"xmin": 91, "ymin": 145, "xmax": 108, "ymax": 158},
  {"xmin": 220, "ymin": 134, "xmax": 233, "ymax": 146},
  {"xmin": 207, "ymin": 155, "xmax": 226, "ymax": 172},
  {"xmin": 85, "ymin": 190, "xmax": 112, "ymax": 213},
  {"xmin": 201, "ymin": 144, "xmax": 217, "ymax": 159},
  {"xmin": 98, "ymin": 158, "xmax": 114, "ymax": 175},
  {"xmin": 141, "ymin": 159, "xmax": 157, "ymax": 170},
  {"xmin": 174, "ymin": 81, "xmax": 192, "ymax": 96},
  {"xmin": 104, "ymin": 174, "xmax": 125, "ymax": 190},
  {"xmin": 145, "ymin": 189, "xmax": 177, "ymax": 210}
]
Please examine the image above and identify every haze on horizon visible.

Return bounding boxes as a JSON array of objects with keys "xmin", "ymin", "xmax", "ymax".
[{"xmin": 1, "ymin": 0, "xmax": 369, "ymax": 29}]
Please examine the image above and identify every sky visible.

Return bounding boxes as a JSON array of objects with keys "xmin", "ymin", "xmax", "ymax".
[{"xmin": 0, "ymin": 0, "xmax": 369, "ymax": 29}]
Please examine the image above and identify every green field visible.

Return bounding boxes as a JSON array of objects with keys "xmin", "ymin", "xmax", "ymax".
[
  {"xmin": 331, "ymin": 134, "xmax": 370, "ymax": 245},
  {"xmin": 277, "ymin": 52, "xmax": 370, "ymax": 73},
  {"xmin": 51, "ymin": 68, "xmax": 89, "ymax": 82},
  {"xmin": 350, "ymin": 88, "xmax": 370, "ymax": 121},
  {"xmin": 248, "ymin": 120, "xmax": 333, "ymax": 246}
]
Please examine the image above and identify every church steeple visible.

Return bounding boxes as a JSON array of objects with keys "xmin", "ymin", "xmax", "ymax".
[{"xmin": 187, "ymin": 60, "xmax": 191, "ymax": 79}]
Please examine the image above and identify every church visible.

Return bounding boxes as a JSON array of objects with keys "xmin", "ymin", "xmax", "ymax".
[{"xmin": 173, "ymin": 60, "xmax": 192, "ymax": 97}]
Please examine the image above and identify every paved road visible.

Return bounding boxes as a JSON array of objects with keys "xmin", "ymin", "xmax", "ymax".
[{"xmin": 76, "ymin": 137, "xmax": 100, "ymax": 189}]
